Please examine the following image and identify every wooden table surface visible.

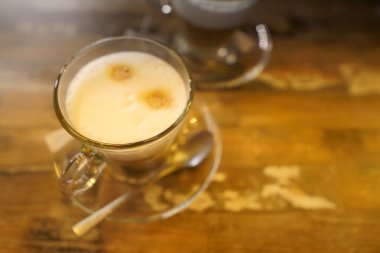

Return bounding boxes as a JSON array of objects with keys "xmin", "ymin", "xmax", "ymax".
[{"xmin": 1, "ymin": 0, "xmax": 380, "ymax": 252}]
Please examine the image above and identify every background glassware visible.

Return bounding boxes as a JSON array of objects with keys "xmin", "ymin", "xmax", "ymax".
[{"xmin": 145, "ymin": 0, "xmax": 272, "ymax": 89}]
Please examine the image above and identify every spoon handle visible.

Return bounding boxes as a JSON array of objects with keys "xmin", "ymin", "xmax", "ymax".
[
  {"xmin": 72, "ymin": 160, "xmax": 189, "ymax": 237},
  {"xmin": 72, "ymin": 165, "xmax": 178, "ymax": 237},
  {"xmin": 71, "ymin": 165, "xmax": 178, "ymax": 237},
  {"xmin": 72, "ymin": 191, "xmax": 133, "ymax": 236}
]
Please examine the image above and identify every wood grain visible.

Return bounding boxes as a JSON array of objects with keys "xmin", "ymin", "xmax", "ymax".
[{"xmin": 1, "ymin": 0, "xmax": 380, "ymax": 252}]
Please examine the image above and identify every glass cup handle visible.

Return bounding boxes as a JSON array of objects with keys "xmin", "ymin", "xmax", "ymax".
[
  {"xmin": 197, "ymin": 24, "xmax": 273, "ymax": 90},
  {"xmin": 59, "ymin": 147, "xmax": 106, "ymax": 196}
]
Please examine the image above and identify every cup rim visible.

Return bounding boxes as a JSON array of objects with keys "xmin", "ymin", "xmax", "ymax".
[{"xmin": 53, "ymin": 36, "xmax": 194, "ymax": 150}]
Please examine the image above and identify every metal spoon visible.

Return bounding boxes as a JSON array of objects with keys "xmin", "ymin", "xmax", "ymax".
[{"xmin": 72, "ymin": 131, "xmax": 214, "ymax": 237}]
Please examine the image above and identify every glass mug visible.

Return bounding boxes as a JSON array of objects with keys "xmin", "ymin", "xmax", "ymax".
[{"xmin": 53, "ymin": 36, "xmax": 193, "ymax": 195}]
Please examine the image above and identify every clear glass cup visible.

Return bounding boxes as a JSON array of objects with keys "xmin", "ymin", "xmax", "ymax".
[{"xmin": 53, "ymin": 36, "xmax": 194, "ymax": 195}]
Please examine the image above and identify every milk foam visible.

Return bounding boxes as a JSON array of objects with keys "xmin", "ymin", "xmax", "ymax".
[{"xmin": 65, "ymin": 52, "xmax": 188, "ymax": 144}]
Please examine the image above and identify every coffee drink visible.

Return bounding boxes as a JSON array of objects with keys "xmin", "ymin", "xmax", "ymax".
[
  {"xmin": 65, "ymin": 51, "xmax": 188, "ymax": 145},
  {"xmin": 54, "ymin": 37, "xmax": 193, "ymax": 187}
]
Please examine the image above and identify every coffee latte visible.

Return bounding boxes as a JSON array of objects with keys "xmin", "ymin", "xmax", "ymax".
[{"xmin": 65, "ymin": 52, "xmax": 188, "ymax": 144}]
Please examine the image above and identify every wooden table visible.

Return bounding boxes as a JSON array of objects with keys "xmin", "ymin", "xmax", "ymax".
[{"xmin": 1, "ymin": 0, "xmax": 380, "ymax": 252}]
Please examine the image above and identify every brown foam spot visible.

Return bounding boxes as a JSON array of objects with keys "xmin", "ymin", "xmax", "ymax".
[
  {"xmin": 140, "ymin": 89, "xmax": 172, "ymax": 109},
  {"xmin": 108, "ymin": 64, "xmax": 133, "ymax": 81}
]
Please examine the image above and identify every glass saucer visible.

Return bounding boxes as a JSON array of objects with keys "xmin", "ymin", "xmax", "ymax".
[
  {"xmin": 124, "ymin": 13, "xmax": 272, "ymax": 89},
  {"xmin": 69, "ymin": 102, "xmax": 222, "ymax": 222}
]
